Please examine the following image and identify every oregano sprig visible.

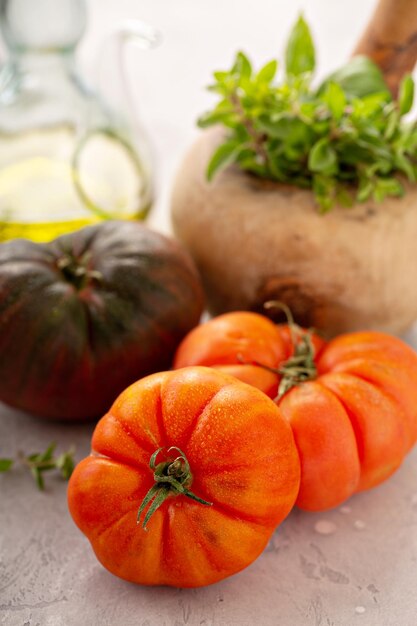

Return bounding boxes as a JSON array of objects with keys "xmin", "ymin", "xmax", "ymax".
[
  {"xmin": 199, "ymin": 15, "xmax": 417, "ymax": 212},
  {"xmin": 0, "ymin": 442, "xmax": 75, "ymax": 490}
]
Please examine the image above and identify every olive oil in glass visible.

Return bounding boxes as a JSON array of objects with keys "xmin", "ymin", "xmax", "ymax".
[{"xmin": 0, "ymin": 0, "xmax": 157, "ymax": 242}]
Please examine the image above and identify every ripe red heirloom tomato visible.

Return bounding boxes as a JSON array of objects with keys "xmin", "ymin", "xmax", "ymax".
[
  {"xmin": 174, "ymin": 312, "xmax": 417, "ymax": 511},
  {"xmin": 68, "ymin": 366, "xmax": 300, "ymax": 588}
]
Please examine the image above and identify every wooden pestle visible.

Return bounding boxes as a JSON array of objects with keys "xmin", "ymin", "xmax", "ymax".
[{"xmin": 353, "ymin": 0, "xmax": 417, "ymax": 95}]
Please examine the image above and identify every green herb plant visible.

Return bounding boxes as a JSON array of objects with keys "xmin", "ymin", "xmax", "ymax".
[
  {"xmin": 199, "ymin": 15, "xmax": 417, "ymax": 211},
  {"xmin": 0, "ymin": 442, "xmax": 75, "ymax": 490}
]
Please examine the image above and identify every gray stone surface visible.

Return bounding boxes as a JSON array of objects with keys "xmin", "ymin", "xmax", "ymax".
[{"xmin": 1, "ymin": 401, "xmax": 417, "ymax": 626}]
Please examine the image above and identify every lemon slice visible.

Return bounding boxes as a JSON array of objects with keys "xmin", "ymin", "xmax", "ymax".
[{"xmin": 73, "ymin": 128, "xmax": 150, "ymax": 220}]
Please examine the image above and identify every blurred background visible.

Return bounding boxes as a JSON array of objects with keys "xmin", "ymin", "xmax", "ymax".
[{"xmin": 80, "ymin": 0, "xmax": 381, "ymax": 233}]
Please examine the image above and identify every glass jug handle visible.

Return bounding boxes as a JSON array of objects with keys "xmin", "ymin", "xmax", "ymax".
[{"xmin": 97, "ymin": 19, "xmax": 162, "ymax": 158}]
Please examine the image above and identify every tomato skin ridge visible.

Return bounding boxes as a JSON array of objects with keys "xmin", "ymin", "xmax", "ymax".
[
  {"xmin": 153, "ymin": 392, "xmax": 167, "ymax": 448},
  {"xmin": 280, "ymin": 380, "xmax": 361, "ymax": 511},
  {"xmin": 319, "ymin": 371, "xmax": 409, "ymax": 485},
  {"xmin": 319, "ymin": 357, "xmax": 416, "ymax": 450},
  {"xmin": 100, "ymin": 412, "xmax": 158, "ymax": 455},
  {"xmin": 95, "ymin": 508, "xmax": 135, "ymax": 541},
  {"xmin": 181, "ymin": 484, "xmax": 287, "ymax": 527},
  {"xmin": 160, "ymin": 380, "xmax": 230, "ymax": 451},
  {"xmin": 90, "ymin": 447, "xmax": 149, "ymax": 473},
  {"xmin": 68, "ymin": 366, "xmax": 300, "ymax": 587}
]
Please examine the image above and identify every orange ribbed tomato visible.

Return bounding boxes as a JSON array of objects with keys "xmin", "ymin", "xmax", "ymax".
[
  {"xmin": 68, "ymin": 366, "xmax": 300, "ymax": 588},
  {"xmin": 174, "ymin": 313, "xmax": 417, "ymax": 511},
  {"xmin": 174, "ymin": 311, "xmax": 325, "ymax": 398}
]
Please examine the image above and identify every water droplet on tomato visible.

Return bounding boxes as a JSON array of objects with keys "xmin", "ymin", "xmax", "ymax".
[{"xmin": 314, "ymin": 520, "xmax": 337, "ymax": 535}]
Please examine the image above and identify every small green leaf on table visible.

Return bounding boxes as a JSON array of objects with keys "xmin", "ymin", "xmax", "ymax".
[
  {"xmin": 0, "ymin": 458, "xmax": 14, "ymax": 472},
  {"xmin": 1, "ymin": 442, "xmax": 76, "ymax": 490}
]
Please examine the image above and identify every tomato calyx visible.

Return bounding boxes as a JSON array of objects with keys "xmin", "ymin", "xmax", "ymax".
[
  {"xmin": 57, "ymin": 253, "xmax": 103, "ymax": 291},
  {"xmin": 238, "ymin": 301, "xmax": 318, "ymax": 401},
  {"xmin": 137, "ymin": 447, "xmax": 212, "ymax": 530},
  {"xmin": 265, "ymin": 300, "xmax": 318, "ymax": 400},
  {"xmin": 275, "ymin": 329, "xmax": 317, "ymax": 400}
]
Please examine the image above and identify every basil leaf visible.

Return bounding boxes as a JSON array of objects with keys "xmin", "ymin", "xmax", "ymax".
[
  {"xmin": 357, "ymin": 179, "xmax": 374, "ymax": 202},
  {"xmin": 322, "ymin": 82, "xmax": 346, "ymax": 121},
  {"xmin": 197, "ymin": 109, "xmax": 234, "ymax": 129},
  {"xmin": 313, "ymin": 175, "xmax": 335, "ymax": 213},
  {"xmin": 320, "ymin": 56, "xmax": 390, "ymax": 99},
  {"xmin": 206, "ymin": 140, "xmax": 242, "ymax": 181},
  {"xmin": 384, "ymin": 110, "xmax": 400, "ymax": 140},
  {"xmin": 258, "ymin": 114, "xmax": 311, "ymax": 143},
  {"xmin": 257, "ymin": 60, "xmax": 278, "ymax": 84},
  {"xmin": 309, "ymin": 138, "xmax": 337, "ymax": 173},
  {"xmin": 233, "ymin": 51, "xmax": 252, "ymax": 79},
  {"xmin": 394, "ymin": 152, "xmax": 415, "ymax": 180},
  {"xmin": 336, "ymin": 187, "xmax": 354, "ymax": 208},
  {"xmin": 376, "ymin": 177, "xmax": 404, "ymax": 197},
  {"xmin": 399, "ymin": 75, "xmax": 414, "ymax": 116},
  {"xmin": 285, "ymin": 15, "xmax": 315, "ymax": 78}
]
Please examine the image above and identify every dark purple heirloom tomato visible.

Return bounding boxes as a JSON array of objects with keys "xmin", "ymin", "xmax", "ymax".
[{"xmin": 0, "ymin": 221, "xmax": 204, "ymax": 420}]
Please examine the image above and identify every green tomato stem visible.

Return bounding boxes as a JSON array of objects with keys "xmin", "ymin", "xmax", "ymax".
[
  {"xmin": 237, "ymin": 301, "xmax": 318, "ymax": 401},
  {"xmin": 137, "ymin": 447, "xmax": 212, "ymax": 531}
]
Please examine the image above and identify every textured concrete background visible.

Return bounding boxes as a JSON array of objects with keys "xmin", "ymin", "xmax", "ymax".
[
  {"xmin": 1, "ymin": 401, "xmax": 417, "ymax": 626},
  {"xmin": 2, "ymin": 0, "xmax": 417, "ymax": 625}
]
